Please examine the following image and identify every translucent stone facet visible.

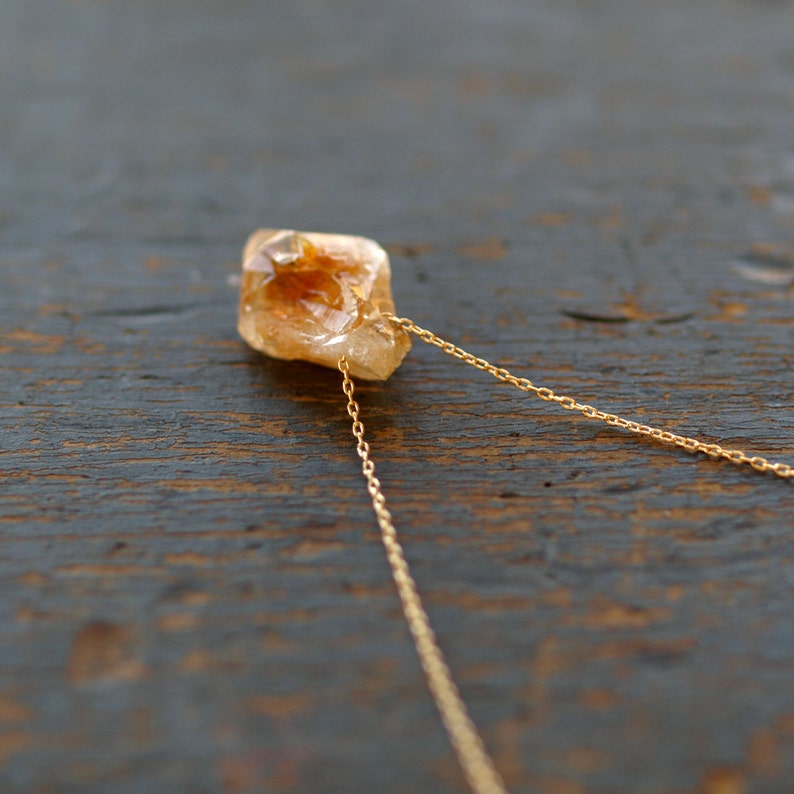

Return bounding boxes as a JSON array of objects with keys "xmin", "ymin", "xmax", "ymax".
[{"xmin": 238, "ymin": 229, "xmax": 411, "ymax": 380}]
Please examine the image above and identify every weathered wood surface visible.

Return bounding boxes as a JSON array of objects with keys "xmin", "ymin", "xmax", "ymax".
[{"xmin": 2, "ymin": 1, "xmax": 794, "ymax": 792}]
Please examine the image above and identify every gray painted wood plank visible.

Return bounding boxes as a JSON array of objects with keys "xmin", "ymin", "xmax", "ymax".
[{"xmin": 2, "ymin": 1, "xmax": 794, "ymax": 792}]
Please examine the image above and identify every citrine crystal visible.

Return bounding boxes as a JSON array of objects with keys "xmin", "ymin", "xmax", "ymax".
[{"xmin": 238, "ymin": 229, "xmax": 411, "ymax": 380}]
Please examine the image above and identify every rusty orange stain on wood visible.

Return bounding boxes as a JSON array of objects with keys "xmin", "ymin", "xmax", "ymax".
[
  {"xmin": 340, "ymin": 581, "xmax": 392, "ymax": 598},
  {"xmin": 630, "ymin": 501, "xmax": 774, "ymax": 535},
  {"xmin": 4, "ymin": 471, "xmax": 88, "ymax": 485},
  {"xmin": 580, "ymin": 688, "xmax": 621, "ymax": 711},
  {"xmin": 62, "ymin": 435, "xmax": 136, "ymax": 450},
  {"xmin": 593, "ymin": 635, "xmax": 697, "ymax": 662},
  {"xmin": 556, "ymin": 289, "xmax": 583, "ymax": 300},
  {"xmin": 533, "ymin": 636, "xmax": 577, "ymax": 681},
  {"xmin": 144, "ymin": 255, "xmax": 167, "ymax": 271},
  {"xmin": 163, "ymin": 441, "xmax": 279, "ymax": 461},
  {"xmin": 1, "ymin": 329, "xmax": 66, "ymax": 355},
  {"xmin": 55, "ymin": 564, "xmax": 168, "ymax": 577},
  {"xmin": 609, "ymin": 293, "xmax": 655, "ymax": 321},
  {"xmin": 178, "ymin": 649, "xmax": 243, "ymax": 673},
  {"xmin": 0, "ymin": 732, "xmax": 32, "ymax": 764},
  {"xmin": 458, "ymin": 237, "xmax": 509, "ymax": 260},
  {"xmin": 427, "ymin": 590, "xmax": 534, "ymax": 613},
  {"xmin": 746, "ymin": 185, "xmax": 773, "ymax": 206},
  {"xmin": 746, "ymin": 726, "xmax": 783, "ymax": 777},
  {"xmin": 157, "ymin": 613, "xmax": 201, "ymax": 631},
  {"xmin": 0, "ymin": 693, "xmax": 34, "ymax": 723},
  {"xmin": 489, "ymin": 717, "xmax": 529, "ymax": 785},
  {"xmin": 533, "ymin": 775, "xmax": 586, "ymax": 794},
  {"xmin": 15, "ymin": 607, "xmax": 68, "ymax": 623},
  {"xmin": 36, "ymin": 302, "xmax": 71, "ymax": 316},
  {"xmin": 249, "ymin": 609, "xmax": 317, "ymax": 626},
  {"xmin": 697, "ymin": 766, "xmax": 746, "ymax": 794},
  {"xmin": 540, "ymin": 588, "xmax": 573, "ymax": 608},
  {"xmin": 248, "ymin": 693, "xmax": 311, "ymax": 719},
  {"xmin": 180, "ymin": 412, "xmax": 289, "ymax": 436},
  {"xmin": 221, "ymin": 748, "xmax": 302, "ymax": 794},
  {"xmin": 670, "ymin": 480, "xmax": 755, "ymax": 497},
  {"xmin": 595, "ymin": 212, "xmax": 625, "ymax": 230},
  {"xmin": 746, "ymin": 240, "xmax": 792, "ymax": 261},
  {"xmin": 665, "ymin": 584, "xmax": 686, "ymax": 602},
  {"xmin": 699, "ymin": 580, "xmax": 751, "ymax": 605},
  {"xmin": 566, "ymin": 746, "xmax": 610, "ymax": 773},
  {"xmin": 68, "ymin": 622, "xmax": 147, "ymax": 685},
  {"xmin": 72, "ymin": 337, "xmax": 107, "ymax": 355},
  {"xmin": 163, "ymin": 552, "xmax": 213, "ymax": 567},
  {"xmin": 33, "ymin": 378, "xmax": 83, "ymax": 388},
  {"xmin": 262, "ymin": 631, "xmax": 295, "ymax": 652},
  {"xmin": 706, "ymin": 293, "xmax": 749, "ymax": 322},
  {"xmin": 178, "ymin": 649, "xmax": 211, "ymax": 672},
  {"xmin": 283, "ymin": 539, "xmax": 346, "ymax": 560},
  {"xmin": 16, "ymin": 572, "xmax": 48, "ymax": 587},
  {"xmin": 162, "ymin": 477, "xmax": 280, "ymax": 495},
  {"xmin": 573, "ymin": 598, "xmax": 670, "ymax": 629},
  {"xmin": 166, "ymin": 589, "xmax": 211, "ymax": 606},
  {"xmin": 774, "ymin": 713, "xmax": 794, "ymax": 734}
]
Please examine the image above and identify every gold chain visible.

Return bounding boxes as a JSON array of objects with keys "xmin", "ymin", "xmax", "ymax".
[
  {"xmin": 338, "ymin": 356, "xmax": 509, "ymax": 794},
  {"xmin": 339, "ymin": 317, "xmax": 792, "ymax": 794},
  {"xmin": 386, "ymin": 314, "xmax": 794, "ymax": 481}
]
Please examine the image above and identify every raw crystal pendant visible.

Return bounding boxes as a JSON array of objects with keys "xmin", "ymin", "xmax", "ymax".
[{"xmin": 238, "ymin": 229, "xmax": 412, "ymax": 380}]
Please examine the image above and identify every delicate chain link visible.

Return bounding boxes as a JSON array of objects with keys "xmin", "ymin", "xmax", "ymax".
[
  {"xmin": 338, "ymin": 357, "xmax": 509, "ymax": 794},
  {"xmin": 386, "ymin": 314, "xmax": 794, "ymax": 481},
  {"xmin": 338, "ymin": 317, "xmax": 792, "ymax": 794}
]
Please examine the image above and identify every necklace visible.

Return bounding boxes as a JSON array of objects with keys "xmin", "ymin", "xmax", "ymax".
[{"xmin": 238, "ymin": 228, "xmax": 792, "ymax": 794}]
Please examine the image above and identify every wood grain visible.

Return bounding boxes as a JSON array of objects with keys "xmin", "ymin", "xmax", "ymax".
[{"xmin": 2, "ymin": 1, "xmax": 794, "ymax": 792}]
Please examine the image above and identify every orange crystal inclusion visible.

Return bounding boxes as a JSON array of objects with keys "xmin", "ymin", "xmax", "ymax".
[
  {"xmin": 263, "ymin": 238, "xmax": 364, "ymax": 329},
  {"xmin": 238, "ymin": 229, "xmax": 411, "ymax": 380}
]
